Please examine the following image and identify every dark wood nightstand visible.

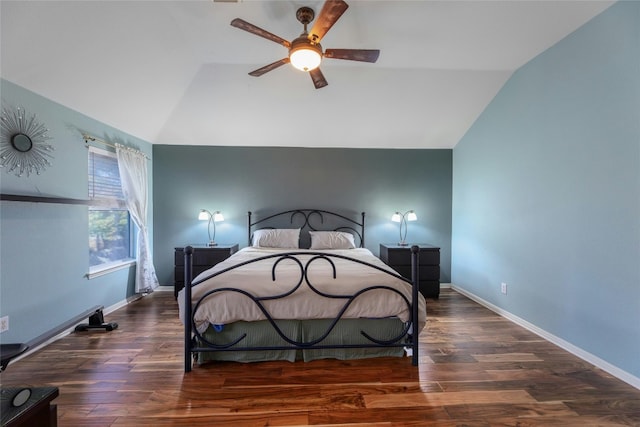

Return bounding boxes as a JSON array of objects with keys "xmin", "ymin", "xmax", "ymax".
[
  {"xmin": 379, "ymin": 243, "xmax": 441, "ymax": 298},
  {"xmin": 1, "ymin": 387, "xmax": 59, "ymax": 427},
  {"xmin": 174, "ymin": 244, "xmax": 239, "ymax": 298}
]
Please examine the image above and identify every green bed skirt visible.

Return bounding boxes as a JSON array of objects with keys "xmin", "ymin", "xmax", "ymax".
[{"xmin": 194, "ymin": 317, "xmax": 407, "ymax": 364}]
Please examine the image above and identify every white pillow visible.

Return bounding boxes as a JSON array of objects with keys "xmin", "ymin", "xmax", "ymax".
[
  {"xmin": 252, "ymin": 228, "xmax": 300, "ymax": 249},
  {"xmin": 309, "ymin": 231, "xmax": 356, "ymax": 250}
]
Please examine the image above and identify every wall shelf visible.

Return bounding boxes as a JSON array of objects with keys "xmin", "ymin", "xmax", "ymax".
[{"xmin": 0, "ymin": 193, "xmax": 89, "ymax": 205}]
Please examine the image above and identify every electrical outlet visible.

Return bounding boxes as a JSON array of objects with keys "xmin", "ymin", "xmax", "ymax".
[
  {"xmin": 501, "ymin": 283, "xmax": 507, "ymax": 295},
  {"xmin": 0, "ymin": 316, "xmax": 8, "ymax": 333}
]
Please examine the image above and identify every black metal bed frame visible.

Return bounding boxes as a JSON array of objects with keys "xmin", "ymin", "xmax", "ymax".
[
  {"xmin": 248, "ymin": 209, "xmax": 367, "ymax": 248},
  {"xmin": 183, "ymin": 209, "xmax": 420, "ymax": 372}
]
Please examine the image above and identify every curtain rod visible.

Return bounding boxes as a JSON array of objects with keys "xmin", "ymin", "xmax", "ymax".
[{"xmin": 82, "ymin": 134, "xmax": 150, "ymax": 160}]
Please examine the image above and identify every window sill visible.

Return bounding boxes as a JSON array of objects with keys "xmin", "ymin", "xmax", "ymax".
[{"xmin": 87, "ymin": 259, "xmax": 136, "ymax": 279}]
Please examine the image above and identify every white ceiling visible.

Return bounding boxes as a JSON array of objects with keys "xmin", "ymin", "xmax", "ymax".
[{"xmin": 0, "ymin": 0, "xmax": 614, "ymax": 149}]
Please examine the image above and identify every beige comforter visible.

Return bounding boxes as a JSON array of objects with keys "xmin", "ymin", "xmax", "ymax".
[{"xmin": 178, "ymin": 247, "xmax": 427, "ymax": 334}]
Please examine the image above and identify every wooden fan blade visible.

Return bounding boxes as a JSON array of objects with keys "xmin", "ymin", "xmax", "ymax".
[
  {"xmin": 248, "ymin": 58, "xmax": 290, "ymax": 77},
  {"xmin": 324, "ymin": 49, "xmax": 380, "ymax": 63},
  {"xmin": 309, "ymin": 68, "xmax": 328, "ymax": 89},
  {"xmin": 231, "ymin": 18, "xmax": 291, "ymax": 48},
  {"xmin": 308, "ymin": 0, "xmax": 349, "ymax": 43}
]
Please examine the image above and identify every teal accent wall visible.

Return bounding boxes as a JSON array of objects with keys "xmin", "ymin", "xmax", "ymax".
[
  {"xmin": 0, "ymin": 79, "xmax": 154, "ymax": 345},
  {"xmin": 152, "ymin": 146, "xmax": 452, "ymax": 287},
  {"xmin": 452, "ymin": 1, "xmax": 640, "ymax": 380}
]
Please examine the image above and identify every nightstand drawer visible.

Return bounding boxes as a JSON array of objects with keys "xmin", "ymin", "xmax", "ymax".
[
  {"xmin": 383, "ymin": 248, "xmax": 439, "ymax": 266},
  {"xmin": 175, "ymin": 249, "xmax": 236, "ymax": 266},
  {"xmin": 393, "ymin": 265, "xmax": 440, "ymax": 281},
  {"xmin": 419, "ymin": 281, "xmax": 440, "ymax": 298}
]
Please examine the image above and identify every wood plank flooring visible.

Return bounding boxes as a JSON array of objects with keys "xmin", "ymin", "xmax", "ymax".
[{"xmin": 1, "ymin": 289, "xmax": 638, "ymax": 426}]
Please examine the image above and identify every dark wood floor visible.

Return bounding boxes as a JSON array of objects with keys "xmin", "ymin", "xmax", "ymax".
[{"xmin": 1, "ymin": 289, "xmax": 638, "ymax": 426}]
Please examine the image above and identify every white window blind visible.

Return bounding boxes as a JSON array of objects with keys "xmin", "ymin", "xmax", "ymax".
[{"xmin": 88, "ymin": 146, "xmax": 133, "ymax": 272}]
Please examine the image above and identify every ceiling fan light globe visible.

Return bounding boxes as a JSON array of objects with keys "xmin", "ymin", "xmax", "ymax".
[
  {"xmin": 290, "ymin": 48, "xmax": 321, "ymax": 71},
  {"xmin": 289, "ymin": 37, "xmax": 322, "ymax": 72}
]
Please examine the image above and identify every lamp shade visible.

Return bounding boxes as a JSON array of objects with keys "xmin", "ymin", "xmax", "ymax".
[
  {"xmin": 199, "ymin": 209, "xmax": 224, "ymax": 222},
  {"xmin": 199, "ymin": 209, "xmax": 224, "ymax": 246},
  {"xmin": 391, "ymin": 210, "xmax": 417, "ymax": 246}
]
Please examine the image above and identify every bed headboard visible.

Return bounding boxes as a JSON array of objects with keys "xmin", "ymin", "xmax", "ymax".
[{"xmin": 248, "ymin": 209, "xmax": 365, "ymax": 248}]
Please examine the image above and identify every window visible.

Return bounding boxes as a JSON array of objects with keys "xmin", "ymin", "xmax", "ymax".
[{"xmin": 88, "ymin": 146, "xmax": 134, "ymax": 276}]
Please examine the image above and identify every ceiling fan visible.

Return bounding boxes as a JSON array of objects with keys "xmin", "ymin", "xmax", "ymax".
[{"xmin": 230, "ymin": 0, "xmax": 380, "ymax": 89}]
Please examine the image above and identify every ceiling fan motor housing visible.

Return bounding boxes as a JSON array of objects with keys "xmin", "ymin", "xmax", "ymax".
[{"xmin": 296, "ymin": 7, "xmax": 315, "ymax": 25}]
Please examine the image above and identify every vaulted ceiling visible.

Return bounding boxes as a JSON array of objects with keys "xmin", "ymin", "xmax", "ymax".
[{"xmin": 1, "ymin": 1, "xmax": 613, "ymax": 149}]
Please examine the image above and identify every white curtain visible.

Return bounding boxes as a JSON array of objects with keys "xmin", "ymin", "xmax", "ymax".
[{"xmin": 116, "ymin": 144, "xmax": 159, "ymax": 293}]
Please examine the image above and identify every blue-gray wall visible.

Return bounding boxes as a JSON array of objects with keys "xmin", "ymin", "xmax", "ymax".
[
  {"xmin": 452, "ymin": 1, "xmax": 639, "ymax": 381},
  {"xmin": 152, "ymin": 146, "xmax": 453, "ymax": 287},
  {"xmin": 0, "ymin": 79, "xmax": 154, "ymax": 344}
]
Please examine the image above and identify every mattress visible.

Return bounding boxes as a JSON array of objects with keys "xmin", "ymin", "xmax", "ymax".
[{"xmin": 178, "ymin": 247, "xmax": 427, "ymax": 335}]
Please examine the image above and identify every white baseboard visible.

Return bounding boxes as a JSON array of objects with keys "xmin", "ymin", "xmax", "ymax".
[{"xmin": 450, "ymin": 284, "xmax": 640, "ymax": 391}]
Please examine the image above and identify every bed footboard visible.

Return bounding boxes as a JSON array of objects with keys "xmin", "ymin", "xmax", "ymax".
[{"xmin": 183, "ymin": 245, "xmax": 421, "ymax": 372}]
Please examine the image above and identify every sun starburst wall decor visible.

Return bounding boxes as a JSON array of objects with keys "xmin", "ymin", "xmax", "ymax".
[{"xmin": 0, "ymin": 103, "xmax": 54, "ymax": 177}]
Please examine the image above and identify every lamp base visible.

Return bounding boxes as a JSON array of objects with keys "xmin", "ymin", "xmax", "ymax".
[
  {"xmin": 398, "ymin": 241, "xmax": 409, "ymax": 246},
  {"xmin": 208, "ymin": 241, "xmax": 218, "ymax": 247}
]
